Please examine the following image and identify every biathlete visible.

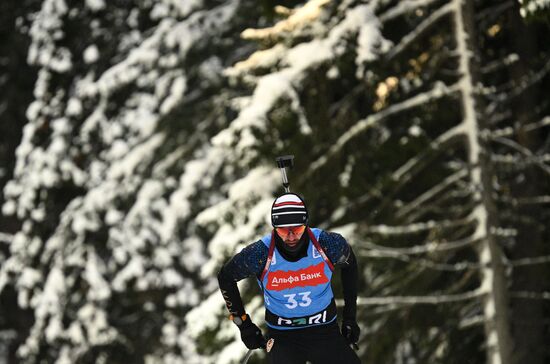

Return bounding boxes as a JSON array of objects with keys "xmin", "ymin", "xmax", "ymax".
[{"xmin": 217, "ymin": 193, "xmax": 361, "ymax": 363}]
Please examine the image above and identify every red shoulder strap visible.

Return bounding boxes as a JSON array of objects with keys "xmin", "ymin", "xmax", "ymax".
[
  {"xmin": 307, "ymin": 227, "xmax": 334, "ymax": 271},
  {"xmin": 261, "ymin": 228, "xmax": 334, "ymax": 281},
  {"xmin": 260, "ymin": 231, "xmax": 276, "ymax": 281}
]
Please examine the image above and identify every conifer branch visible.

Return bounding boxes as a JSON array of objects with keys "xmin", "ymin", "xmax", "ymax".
[
  {"xmin": 361, "ymin": 235, "xmax": 480, "ymax": 256},
  {"xmin": 350, "ymin": 289, "xmax": 484, "ymax": 306},
  {"xmin": 474, "ymin": 1, "xmax": 514, "ymax": 22},
  {"xmin": 396, "ymin": 169, "xmax": 469, "ymax": 219},
  {"xmin": 359, "ymin": 250, "xmax": 480, "ymax": 271},
  {"xmin": 510, "ymin": 255, "xmax": 550, "ymax": 267},
  {"xmin": 458, "ymin": 315, "xmax": 485, "ymax": 328},
  {"xmin": 391, "ymin": 122, "xmax": 464, "ymax": 182},
  {"xmin": 491, "ymin": 137, "xmax": 550, "ymax": 176},
  {"xmin": 510, "ymin": 291, "xmax": 550, "ymax": 300},
  {"xmin": 380, "ymin": 0, "xmax": 441, "ymax": 22},
  {"xmin": 386, "ymin": 3, "xmax": 454, "ymax": 60},
  {"xmin": 490, "ymin": 153, "xmax": 550, "ymax": 166},
  {"xmin": 0, "ymin": 233, "xmax": 13, "ymax": 244},
  {"xmin": 480, "ymin": 54, "xmax": 519, "ymax": 74},
  {"xmin": 363, "ymin": 218, "xmax": 474, "ymax": 235},
  {"xmin": 485, "ymin": 59, "xmax": 550, "ymax": 113},
  {"xmin": 491, "ymin": 115, "xmax": 550, "ymax": 138},
  {"xmin": 306, "ymin": 82, "xmax": 460, "ymax": 177}
]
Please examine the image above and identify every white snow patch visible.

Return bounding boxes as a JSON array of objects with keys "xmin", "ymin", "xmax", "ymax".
[
  {"xmin": 112, "ymin": 256, "xmax": 145, "ymax": 291},
  {"xmin": 84, "ymin": 249, "xmax": 111, "ymax": 301},
  {"xmin": 185, "ymin": 292, "xmax": 225, "ymax": 338},
  {"xmin": 18, "ymin": 268, "xmax": 42, "ymax": 289},
  {"xmin": 160, "ymin": 75, "xmax": 187, "ymax": 115},
  {"xmin": 83, "ymin": 44, "xmax": 100, "ymax": 63},
  {"xmin": 85, "ymin": 0, "xmax": 105, "ymax": 11},
  {"xmin": 180, "ymin": 236, "xmax": 206, "ymax": 271},
  {"xmin": 77, "ymin": 304, "xmax": 119, "ymax": 345},
  {"xmin": 408, "ymin": 125, "xmax": 422, "ymax": 137}
]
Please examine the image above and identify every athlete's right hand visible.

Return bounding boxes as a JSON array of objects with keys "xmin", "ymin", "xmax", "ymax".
[
  {"xmin": 341, "ymin": 319, "xmax": 360, "ymax": 349},
  {"xmin": 239, "ymin": 318, "xmax": 266, "ymax": 349}
]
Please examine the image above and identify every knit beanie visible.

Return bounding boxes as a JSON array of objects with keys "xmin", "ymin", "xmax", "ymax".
[{"xmin": 271, "ymin": 193, "xmax": 308, "ymax": 227}]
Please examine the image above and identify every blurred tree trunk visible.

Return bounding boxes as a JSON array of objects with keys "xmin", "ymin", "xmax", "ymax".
[{"xmin": 453, "ymin": 0, "xmax": 513, "ymax": 362}]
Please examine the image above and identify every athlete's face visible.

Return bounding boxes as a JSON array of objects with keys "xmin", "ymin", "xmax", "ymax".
[{"xmin": 275, "ymin": 225, "xmax": 306, "ymax": 248}]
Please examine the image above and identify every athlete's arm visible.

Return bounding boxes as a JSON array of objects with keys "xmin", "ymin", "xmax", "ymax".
[
  {"xmin": 217, "ymin": 240, "xmax": 268, "ymax": 317},
  {"xmin": 340, "ymin": 248, "xmax": 358, "ymax": 321},
  {"xmin": 318, "ymin": 231, "xmax": 359, "ymax": 321}
]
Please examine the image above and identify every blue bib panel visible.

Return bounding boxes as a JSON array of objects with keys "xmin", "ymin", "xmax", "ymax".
[{"xmin": 259, "ymin": 228, "xmax": 336, "ymax": 330}]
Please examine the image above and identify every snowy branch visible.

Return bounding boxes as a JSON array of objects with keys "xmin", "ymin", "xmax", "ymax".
[
  {"xmin": 490, "ymin": 153, "xmax": 550, "ymax": 169},
  {"xmin": 344, "ymin": 288, "xmax": 484, "ymax": 306},
  {"xmin": 0, "ymin": 232, "xmax": 13, "ymax": 244},
  {"xmin": 396, "ymin": 169, "xmax": 469, "ymax": 219},
  {"xmin": 498, "ymin": 211, "xmax": 545, "ymax": 231},
  {"xmin": 490, "ymin": 116, "xmax": 550, "ymax": 138},
  {"xmin": 515, "ymin": 196, "xmax": 550, "ymax": 205},
  {"xmin": 458, "ymin": 315, "xmax": 485, "ymax": 329},
  {"xmin": 491, "ymin": 137, "xmax": 550, "ymax": 176},
  {"xmin": 523, "ymin": 115, "xmax": 550, "ymax": 133},
  {"xmin": 217, "ymin": 3, "xmax": 381, "ymax": 155},
  {"xmin": 404, "ymin": 189, "xmax": 474, "ymax": 224},
  {"xmin": 510, "ymin": 291, "xmax": 550, "ymax": 300},
  {"xmin": 0, "ymin": 329, "xmax": 17, "ymax": 340},
  {"xmin": 386, "ymin": 2, "xmax": 454, "ymax": 60},
  {"xmin": 510, "ymin": 255, "xmax": 550, "ymax": 268},
  {"xmin": 359, "ymin": 250, "xmax": 480, "ymax": 271},
  {"xmin": 360, "ymin": 235, "xmax": 480, "ymax": 256},
  {"xmin": 363, "ymin": 218, "xmax": 473, "ymax": 235},
  {"xmin": 241, "ymin": 0, "xmax": 330, "ymax": 41},
  {"xmin": 488, "ymin": 110, "xmax": 513, "ymax": 125},
  {"xmin": 306, "ymin": 82, "xmax": 460, "ymax": 177},
  {"xmin": 379, "ymin": 0, "xmax": 442, "ymax": 22},
  {"xmin": 474, "ymin": 1, "xmax": 514, "ymax": 23},
  {"xmin": 391, "ymin": 121, "xmax": 464, "ymax": 182},
  {"xmin": 361, "ymin": 248, "xmax": 550, "ymax": 270},
  {"xmin": 506, "ymin": 58, "xmax": 550, "ymax": 99},
  {"xmin": 485, "ymin": 59, "xmax": 550, "ymax": 113},
  {"xmin": 480, "ymin": 53, "xmax": 519, "ymax": 74}
]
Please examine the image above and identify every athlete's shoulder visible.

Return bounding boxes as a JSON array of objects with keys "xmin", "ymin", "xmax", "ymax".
[
  {"xmin": 241, "ymin": 239, "xmax": 269, "ymax": 258},
  {"xmin": 222, "ymin": 239, "xmax": 269, "ymax": 280},
  {"xmin": 239, "ymin": 239, "xmax": 270, "ymax": 274},
  {"xmin": 317, "ymin": 229, "xmax": 351, "ymax": 266}
]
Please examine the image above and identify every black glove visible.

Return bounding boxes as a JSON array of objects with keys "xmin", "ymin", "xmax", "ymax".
[
  {"xmin": 341, "ymin": 319, "xmax": 360, "ymax": 348},
  {"xmin": 238, "ymin": 316, "xmax": 266, "ymax": 350}
]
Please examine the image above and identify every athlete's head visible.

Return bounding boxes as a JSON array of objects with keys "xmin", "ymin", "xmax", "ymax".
[{"xmin": 271, "ymin": 193, "xmax": 308, "ymax": 249}]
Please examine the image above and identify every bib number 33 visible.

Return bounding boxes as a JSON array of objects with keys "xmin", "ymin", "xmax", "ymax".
[{"xmin": 284, "ymin": 291, "xmax": 312, "ymax": 309}]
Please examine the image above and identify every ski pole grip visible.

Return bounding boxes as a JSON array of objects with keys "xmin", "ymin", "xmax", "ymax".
[
  {"xmin": 275, "ymin": 155, "xmax": 294, "ymax": 193},
  {"xmin": 275, "ymin": 155, "xmax": 294, "ymax": 169}
]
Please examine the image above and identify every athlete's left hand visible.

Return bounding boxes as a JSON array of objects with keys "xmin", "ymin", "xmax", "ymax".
[{"xmin": 341, "ymin": 319, "xmax": 360, "ymax": 349}]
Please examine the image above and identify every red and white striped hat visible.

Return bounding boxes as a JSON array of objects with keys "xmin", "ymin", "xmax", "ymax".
[{"xmin": 271, "ymin": 193, "xmax": 308, "ymax": 227}]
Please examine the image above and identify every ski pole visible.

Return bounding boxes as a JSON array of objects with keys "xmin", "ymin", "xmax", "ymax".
[
  {"xmin": 241, "ymin": 349, "xmax": 254, "ymax": 364},
  {"xmin": 241, "ymin": 337, "xmax": 271, "ymax": 364},
  {"xmin": 275, "ymin": 155, "xmax": 294, "ymax": 192}
]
